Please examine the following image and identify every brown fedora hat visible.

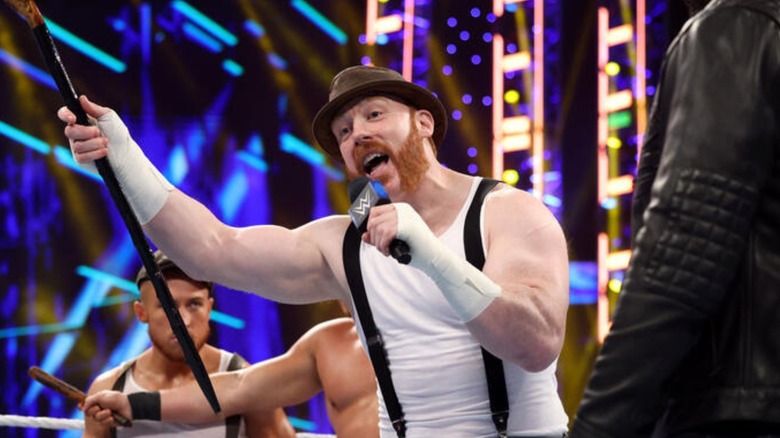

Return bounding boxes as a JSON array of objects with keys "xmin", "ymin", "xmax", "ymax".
[{"xmin": 312, "ymin": 65, "xmax": 447, "ymax": 162}]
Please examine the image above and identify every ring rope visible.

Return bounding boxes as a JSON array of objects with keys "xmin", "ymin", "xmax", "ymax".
[
  {"xmin": 0, "ymin": 414, "xmax": 336, "ymax": 436},
  {"xmin": 0, "ymin": 414, "xmax": 83, "ymax": 430}
]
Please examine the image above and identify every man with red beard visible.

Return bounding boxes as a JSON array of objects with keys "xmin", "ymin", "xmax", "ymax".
[
  {"xmin": 83, "ymin": 250, "xmax": 295, "ymax": 438},
  {"xmin": 63, "ymin": 65, "xmax": 570, "ymax": 437}
]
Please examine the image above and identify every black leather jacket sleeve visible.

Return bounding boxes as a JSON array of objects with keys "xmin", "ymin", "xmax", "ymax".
[{"xmin": 571, "ymin": 3, "xmax": 780, "ymax": 437}]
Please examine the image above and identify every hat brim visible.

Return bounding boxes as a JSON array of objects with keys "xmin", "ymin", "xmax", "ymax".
[{"xmin": 312, "ymin": 79, "xmax": 447, "ymax": 163}]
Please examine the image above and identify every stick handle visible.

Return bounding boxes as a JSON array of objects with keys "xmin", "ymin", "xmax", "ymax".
[
  {"xmin": 3, "ymin": 0, "xmax": 45, "ymax": 27},
  {"xmin": 28, "ymin": 366, "xmax": 132, "ymax": 428}
]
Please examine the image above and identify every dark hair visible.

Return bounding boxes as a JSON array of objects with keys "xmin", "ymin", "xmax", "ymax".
[{"xmin": 135, "ymin": 250, "xmax": 214, "ymax": 298}]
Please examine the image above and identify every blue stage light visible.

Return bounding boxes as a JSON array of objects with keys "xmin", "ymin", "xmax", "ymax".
[
  {"xmin": 182, "ymin": 22, "xmax": 224, "ymax": 53},
  {"xmin": 76, "ymin": 265, "xmax": 137, "ymax": 292},
  {"xmin": 280, "ymin": 132, "xmax": 324, "ymax": 165},
  {"xmin": 223, "ymin": 59, "xmax": 245, "ymax": 76},
  {"xmin": 218, "ymin": 171, "xmax": 249, "ymax": 223},
  {"xmin": 0, "ymin": 48, "xmax": 56, "ymax": 89},
  {"xmin": 45, "ymin": 19, "xmax": 126, "ymax": 73},
  {"xmin": 280, "ymin": 133, "xmax": 344, "ymax": 181},
  {"xmin": 569, "ymin": 261, "xmax": 598, "ymax": 305},
  {"xmin": 171, "ymin": 0, "xmax": 238, "ymax": 46},
  {"xmin": 244, "ymin": 19, "xmax": 266, "ymax": 38},
  {"xmin": 0, "ymin": 120, "xmax": 51, "ymax": 154},
  {"xmin": 210, "ymin": 312, "xmax": 246, "ymax": 330},
  {"xmin": 237, "ymin": 151, "xmax": 269, "ymax": 172},
  {"xmin": 289, "ymin": 417, "xmax": 318, "ymax": 432},
  {"xmin": 291, "ymin": 0, "xmax": 348, "ymax": 45},
  {"xmin": 543, "ymin": 194, "xmax": 562, "ymax": 208},
  {"xmin": 53, "ymin": 145, "xmax": 102, "ymax": 181},
  {"xmin": 267, "ymin": 53, "xmax": 288, "ymax": 70}
]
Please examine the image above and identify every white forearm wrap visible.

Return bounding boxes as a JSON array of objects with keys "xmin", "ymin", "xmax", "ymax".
[
  {"xmin": 96, "ymin": 111, "xmax": 173, "ymax": 225},
  {"xmin": 395, "ymin": 203, "xmax": 501, "ymax": 322}
]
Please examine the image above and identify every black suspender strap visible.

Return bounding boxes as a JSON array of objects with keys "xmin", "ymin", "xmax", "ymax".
[
  {"xmin": 463, "ymin": 178, "xmax": 509, "ymax": 437},
  {"xmin": 342, "ymin": 177, "xmax": 507, "ymax": 437},
  {"xmin": 344, "ymin": 224, "xmax": 407, "ymax": 437},
  {"xmin": 226, "ymin": 352, "xmax": 247, "ymax": 371},
  {"xmin": 225, "ymin": 353, "xmax": 248, "ymax": 438},
  {"xmin": 110, "ymin": 363, "xmax": 133, "ymax": 392},
  {"xmin": 110, "ymin": 360, "xmax": 137, "ymax": 438}
]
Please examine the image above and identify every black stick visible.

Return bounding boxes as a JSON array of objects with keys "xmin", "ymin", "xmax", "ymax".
[{"xmin": 4, "ymin": 0, "xmax": 221, "ymax": 414}]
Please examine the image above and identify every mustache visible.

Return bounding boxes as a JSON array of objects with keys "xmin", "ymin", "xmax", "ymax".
[{"xmin": 353, "ymin": 140, "xmax": 392, "ymax": 161}]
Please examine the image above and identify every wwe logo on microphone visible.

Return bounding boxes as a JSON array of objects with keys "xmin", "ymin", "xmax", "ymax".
[
  {"xmin": 349, "ymin": 181, "xmax": 380, "ymax": 230},
  {"xmin": 346, "ymin": 177, "xmax": 411, "ymax": 264}
]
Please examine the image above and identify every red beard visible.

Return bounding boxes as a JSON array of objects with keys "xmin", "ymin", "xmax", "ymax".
[{"xmin": 350, "ymin": 119, "xmax": 430, "ymax": 193}]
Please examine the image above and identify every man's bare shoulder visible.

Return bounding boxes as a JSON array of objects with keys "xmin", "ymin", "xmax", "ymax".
[
  {"xmin": 487, "ymin": 182, "xmax": 542, "ymax": 207},
  {"xmin": 86, "ymin": 364, "xmax": 129, "ymax": 395},
  {"xmin": 295, "ymin": 317, "xmax": 355, "ymax": 345},
  {"xmin": 486, "ymin": 183, "xmax": 562, "ymax": 233},
  {"xmin": 295, "ymin": 215, "xmax": 354, "ymax": 295},
  {"xmin": 311, "ymin": 317, "xmax": 356, "ymax": 337},
  {"xmin": 295, "ymin": 317, "xmax": 357, "ymax": 354},
  {"xmin": 296, "ymin": 215, "xmax": 352, "ymax": 257}
]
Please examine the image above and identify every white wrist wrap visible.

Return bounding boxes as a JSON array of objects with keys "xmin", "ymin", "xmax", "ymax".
[
  {"xmin": 97, "ymin": 111, "xmax": 173, "ymax": 225},
  {"xmin": 395, "ymin": 203, "xmax": 501, "ymax": 322}
]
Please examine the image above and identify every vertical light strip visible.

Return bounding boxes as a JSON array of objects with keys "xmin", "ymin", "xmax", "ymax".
[
  {"xmin": 597, "ymin": 7, "xmax": 610, "ymax": 342},
  {"xmin": 494, "ymin": 0, "xmax": 504, "ymax": 17},
  {"xmin": 635, "ymin": 0, "xmax": 647, "ymax": 158},
  {"xmin": 597, "ymin": 233, "xmax": 610, "ymax": 342},
  {"xmin": 597, "ymin": 8, "xmax": 609, "ymax": 204},
  {"xmin": 141, "ymin": 3, "xmax": 152, "ymax": 64},
  {"xmin": 532, "ymin": 0, "xmax": 544, "ymax": 197},
  {"xmin": 366, "ymin": 0, "xmax": 378, "ymax": 45},
  {"xmin": 402, "ymin": 0, "xmax": 415, "ymax": 80},
  {"xmin": 492, "ymin": 34, "xmax": 505, "ymax": 179}
]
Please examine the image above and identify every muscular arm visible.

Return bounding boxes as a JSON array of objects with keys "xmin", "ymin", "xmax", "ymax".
[
  {"xmin": 83, "ymin": 340, "xmax": 324, "ymax": 429},
  {"xmin": 469, "ymin": 188, "xmax": 569, "ymax": 371},
  {"xmin": 145, "ymin": 193, "xmax": 349, "ymax": 304},
  {"xmin": 59, "ymin": 96, "xmax": 349, "ymax": 305},
  {"xmin": 160, "ymin": 330, "xmax": 324, "ymax": 422}
]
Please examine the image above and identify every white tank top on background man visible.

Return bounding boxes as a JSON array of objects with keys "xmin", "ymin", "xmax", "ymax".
[{"xmin": 116, "ymin": 349, "xmax": 247, "ymax": 438}]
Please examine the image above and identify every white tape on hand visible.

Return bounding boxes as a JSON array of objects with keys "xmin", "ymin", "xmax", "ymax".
[
  {"xmin": 97, "ymin": 111, "xmax": 173, "ymax": 224},
  {"xmin": 395, "ymin": 203, "xmax": 500, "ymax": 321}
]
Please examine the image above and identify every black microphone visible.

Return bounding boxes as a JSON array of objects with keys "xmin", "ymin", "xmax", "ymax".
[{"xmin": 348, "ymin": 177, "xmax": 412, "ymax": 265}]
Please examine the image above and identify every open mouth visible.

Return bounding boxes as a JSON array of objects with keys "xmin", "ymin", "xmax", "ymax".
[{"xmin": 362, "ymin": 153, "xmax": 389, "ymax": 175}]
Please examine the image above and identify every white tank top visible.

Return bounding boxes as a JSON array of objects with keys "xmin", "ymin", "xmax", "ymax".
[
  {"xmin": 353, "ymin": 177, "xmax": 569, "ymax": 437},
  {"xmin": 116, "ymin": 349, "xmax": 247, "ymax": 438}
]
